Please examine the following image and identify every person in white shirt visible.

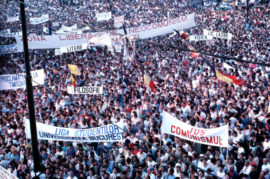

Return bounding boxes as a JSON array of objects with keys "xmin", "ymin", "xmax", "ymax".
[
  {"xmin": 110, "ymin": 167, "xmax": 120, "ymax": 179},
  {"xmin": 200, "ymin": 158, "xmax": 210, "ymax": 171},
  {"xmin": 216, "ymin": 165, "xmax": 225, "ymax": 178},
  {"xmin": 174, "ymin": 165, "xmax": 181, "ymax": 178},
  {"xmin": 239, "ymin": 160, "xmax": 252, "ymax": 176},
  {"xmin": 146, "ymin": 155, "xmax": 156, "ymax": 169},
  {"xmin": 237, "ymin": 143, "xmax": 245, "ymax": 157},
  {"xmin": 66, "ymin": 171, "xmax": 78, "ymax": 179},
  {"xmin": 261, "ymin": 159, "xmax": 270, "ymax": 172},
  {"xmin": 143, "ymin": 167, "xmax": 155, "ymax": 179},
  {"xmin": 197, "ymin": 154, "xmax": 204, "ymax": 169},
  {"xmin": 137, "ymin": 148, "xmax": 147, "ymax": 163}
]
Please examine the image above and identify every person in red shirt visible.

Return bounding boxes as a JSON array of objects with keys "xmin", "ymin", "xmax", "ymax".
[{"xmin": 132, "ymin": 144, "xmax": 140, "ymax": 155}]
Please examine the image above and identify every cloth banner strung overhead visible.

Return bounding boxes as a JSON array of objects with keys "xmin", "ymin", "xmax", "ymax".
[
  {"xmin": 14, "ymin": 13, "xmax": 196, "ymax": 52},
  {"xmin": 25, "ymin": 119, "xmax": 124, "ymax": 142},
  {"xmin": 114, "ymin": 16, "xmax": 124, "ymax": 28},
  {"xmin": 55, "ymin": 24, "xmax": 78, "ymax": 34},
  {"xmin": 189, "ymin": 35, "xmax": 213, "ymax": 41},
  {"xmin": 0, "ymin": 69, "xmax": 45, "ymax": 90},
  {"xmin": 30, "ymin": 14, "xmax": 49, "ymax": 25},
  {"xmin": 6, "ymin": 16, "xmax": 19, "ymax": 23},
  {"xmin": 96, "ymin": 12, "xmax": 112, "ymax": 21},
  {"xmin": 161, "ymin": 112, "xmax": 228, "ymax": 148},
  {"xmin": 88, "ymin": 33, "xmax": 114, "ymax": 53},
  {"xmin": 203, "ymin": 29, "xmax": 233, "ymax": 40},
  {"xmin": 67, "ymin": 86, "xmax": 103, "ymax": 94},
  {"xmin": 59, "ymin": 43, "xmax": 87, "ymax": 54}
]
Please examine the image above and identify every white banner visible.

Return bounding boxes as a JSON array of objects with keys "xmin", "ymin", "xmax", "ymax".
[
  {"xmin": 52, "ymin": 22, "xmax": 59, "ymax": 27},
  {"xmin": 189, "ymin": 35, "xmax": 213, "ymax": 41},
  {"xmin": 61, "ymin": 24, "xmax": 77, "ymax": 32},
  {"xmin": 0, "ymin": 29, "xmax": 10, "ymax": 37},
  {"xmin": 88, "ymin": 33, "xmax": 113, "ymax": 48},
  {"xmin": 0, "ymin": 44, "xmax": 19, "ymax": 54},
  {"xmin": 96, "ymin": 12, "xmax": 112, "ymax": 21},
  {"xmin": 114, "ymin": 16, "xmax": 124, "ymax": 28},
  {"xmin": 203, "ymin": 29, "xmax": 233, "ymax": 40},
  {"xmin": 7, "ymin": 16, "xmax": 19, "ymax": 23},
  {"xmin": 223, "ymin": 62, "xmax": 235, "ymax": 71},
  {"xmin": 55, "ymin": 24, "xmax": 79, "ymax": 35},
  {"xmin": 161, "ymin": 112, "xmax": 228, "ymax": 148},
  {"xmin": 0, "ymin": 69, "xmax": 45, "ymax": 90},
  {"xmin": 43, "ymin": 26, "xmax": 48, "ymax": 34},
  {"xmin": 15, "ymin": 13, "xmax": 196, "ymax": 51},
  {"xmin": 0, "ymin": 165, "xmax": 18, "ymax": 179},
  {"xmin": 25, "ymin": 119, "xmax": 124, "ymax": 142},
  {"xmin": 55, "ymin": 48, "xmax": 61, "ymax": 56},
  {"xmin": 59, "ymin": 43, "xmax": 87, "ymax": 54},
  {"xmin": 30, "ymin": 14, "xmax": 49, "ymax": 25},
  {"xmin": 80, "ymin": 26, "xmax": 90, "ymax": 32},
  {"xmin": 67, "ymin": 86, "xmax": 103, "ymax": 94},
  {"xmin": 0, "ymin": 29, "xmax": 22, "ymax": 37}
]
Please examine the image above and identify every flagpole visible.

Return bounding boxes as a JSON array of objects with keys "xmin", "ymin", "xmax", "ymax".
[
  {"xmin": 19, "ymin": 0, "xmax": 41, "ymax": 174},
  {"xmin": 225, "ymin": 122, "xmax": 230, "ymax": 168},
  {"xmin": 158, "ymin": 130, "xmax": 162, "ymax": 165}
]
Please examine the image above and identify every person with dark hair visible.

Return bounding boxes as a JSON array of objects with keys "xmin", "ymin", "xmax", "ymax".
[
  {"xmin": 167, "ymin": 168, "xmax": 175, "ymax": 179},
  {"xmin": 249, "ymin": 164, "xmax": 259, "ymax": 179},
  {"xmin": 228, "ymin": 165, "xmax": 239, "ymax": 179}
]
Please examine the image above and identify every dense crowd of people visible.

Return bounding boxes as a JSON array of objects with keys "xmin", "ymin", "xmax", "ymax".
[{"xmin": 0, "ymin": 0, "xmax": 270, "ymax": 178}]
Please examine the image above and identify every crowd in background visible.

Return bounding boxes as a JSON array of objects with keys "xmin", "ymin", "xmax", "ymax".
[{"xmin": 0, "ymin": 0, "xmax": 270, "ymax": 178}]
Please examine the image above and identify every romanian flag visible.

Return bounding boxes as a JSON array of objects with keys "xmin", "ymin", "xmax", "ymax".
[
  {"xmin": 70, "ymin": 74, "xmax": 77, "ymax": 87},
  {"xmin": 52, "ymin": 69, "xmax": 58, "ymax": 75},
  {"xmin": 174, "ymin": 29, "xmax": 189, "ymax": 40},
  {"xmin": 125, "ymin": 108, "xmax": 132, "ymax": 113},
  {"xmin": 179, "ymin": 30, "xmax": 189, "ymax": 40},
  {"xmin": 68, "ymin": 64, "xmax": 80, "ymax": 75},
  {"xmin": 216, "ymin": 70, "xmax": 245, "ymax": 85},
  {"xmin": 144, "ymin": 74, "xmax": 156, "ymax": 93},
  {"xmin": 188, "ymin": 45, "xmax": 201, "ymax": 58},
  {"xmin": 191, "ymin": 52, "xmax": 201, "ymax": 58}
]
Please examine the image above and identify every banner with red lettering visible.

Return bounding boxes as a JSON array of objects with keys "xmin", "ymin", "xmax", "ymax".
[
  {"xmin": 14, "ymin": 13, "xmax": 196, "ymax": 52},
  {"xmin": 114, "ymin": 16, "xmax": 124, "ymax": 28},
  {"xmin": 161, "ymin": 112, "xmax": 228, "ymax": 148}
]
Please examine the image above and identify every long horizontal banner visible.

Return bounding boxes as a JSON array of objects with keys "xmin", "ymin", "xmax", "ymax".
[
  {"xmin": 30, "ymin": 14, "xmax": 49, "ymax": 25},
  {"xmin": 189, "ymin": 35, "xmax": 213, "ymax": 41},
  {"xmin": 203, "ymin": 29, "xmax": 233, "ymax": 40},
  {"xmin": 14, "ymin": 13, "xmax": 196, "ymax": 51},
  {"xmin": 0, "ymin": 69, "xmax": 45, "ymax": 90},
  {"xmin": 25, "ymin": 119, "xmax": 124, "ymax": 142},
  {"xmin": 67, "ymin": 86, "xmax": 103, "ymax": 94},
  {"xmin": 161, "ymin": 112, "xmax": 228, "ymax": 148}
]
